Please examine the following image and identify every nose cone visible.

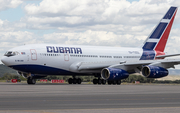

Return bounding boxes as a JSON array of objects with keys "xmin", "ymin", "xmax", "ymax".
[
  {"xmin": 1, "ymin": 56, "xmax": 5, "ymax": 64},
  {"xmin": 1, "ymin": 56, "xmax": 10, "ymax": 66}
]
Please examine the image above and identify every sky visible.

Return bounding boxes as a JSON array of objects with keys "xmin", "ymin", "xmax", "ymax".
[{"xmin": 1, "ymin": 0, "xmax": 180, "ymax": 66}]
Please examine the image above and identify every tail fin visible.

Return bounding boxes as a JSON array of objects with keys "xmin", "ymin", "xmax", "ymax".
[{"xmin": 142, "ymin": 6, "xmax": 178, "ymax": 52}]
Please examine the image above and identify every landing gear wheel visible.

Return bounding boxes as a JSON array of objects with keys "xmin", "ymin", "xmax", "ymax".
[
  {"xmin": 73, "ymin": 78, "xmax": 77, "ymax": 84},
  {"xmin": 93, "ymin": 79, "xmax": 98, "ymax": 84},
  {"xmin": 31, "ymin": 78, "xmax": 36, "ymax": 84},
  {"xmin": 27, "ymin": 78, "xmax": 31, "ymax": 84},
  {"xmin": 77, "ymin": 78, "xmax": 82, "ymax": 84},
  {"xmin": 101, "ymin": 79, "xmax": 106, "ymax": 85},
  {"xmin": 98, "ymin": 79, "xmax": 102, "ymax": 85},
  {"xmin": 68, "ymin": 78, "xmax": 73, "ymax": 84},
  {"xmin": 27, "ymin": 77, "xmax": 36, "ymax": 84},
  {"xmin": 117, "ymin": 80, "xmax": 121, "ymax": 85},
  {"xmin": 108, "ymin": 81, "xmax": 112, "ymax": 85},
  {"xmin": 68, "ymin": 77, "xmax": 83, "ymax": 84},
  {"xmin": 113, "ymin": 80, "xmax": 116, "ymax": 85}
]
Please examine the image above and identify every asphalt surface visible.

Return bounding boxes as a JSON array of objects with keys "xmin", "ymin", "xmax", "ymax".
[{"xmin": 0, "ymin": 83, "xmax": 180, "ymax": 113}]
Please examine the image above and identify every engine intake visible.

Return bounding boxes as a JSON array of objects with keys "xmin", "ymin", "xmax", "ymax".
[
  {"xmin": 142, "ymin": 65, "xmax": 168, "ymax": 78},
  {"xmin": 101, "ymin": 68, "xmax": 129, "ymax": 81}
]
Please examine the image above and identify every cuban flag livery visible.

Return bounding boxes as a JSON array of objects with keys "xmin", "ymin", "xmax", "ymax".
[
  {"xmin": 1, "ymin": 6, "xmax": 180, "ymax": 85},
  {"xmin": 140, "ymin": 6, "xmax": 178, "ymax": 60}
]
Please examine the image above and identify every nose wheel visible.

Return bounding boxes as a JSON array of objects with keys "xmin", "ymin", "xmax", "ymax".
[{"xmin": 27, "ymin": 77, "xmax": 36, "ymax": 84}]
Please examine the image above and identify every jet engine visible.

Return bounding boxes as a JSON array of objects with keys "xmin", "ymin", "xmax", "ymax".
[
  {"xmin": 142, "ymin": 65, "xmax": 168, "ymax": 78},
  {"xmin": 101, "ymin": 68, "xmax": 129, "ymax": 81}
]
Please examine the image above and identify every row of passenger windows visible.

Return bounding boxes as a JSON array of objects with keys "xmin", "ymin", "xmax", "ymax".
[
  {"xmin": 100, "ymin": 56, "xmax": 112, "ymax": 58},
  {"xmin": 114, "ymin": 56, "xmax": 122, "ymax": 58},
  {"xmin": 70, "ymin": 55, "xmax": 98, "ymax": 58},
  {"xmin": 124, "ymin": 56, "xmax": 141, "ymax": 58},
  {"xmin": 40, "ymin": 53, "xmax": 140, "ymax": 59},
  {"xmin": 40, "ymin": 53, "xmax": 61, "ymax": 56}
]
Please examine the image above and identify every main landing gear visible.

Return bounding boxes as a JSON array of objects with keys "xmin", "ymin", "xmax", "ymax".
[
  {"xmin": 27, "ymin": 77, "xmax": 36, "ymax": 84},
  {"xmin": 93, "ymin": 78, "xmax": 106, "ymax": 85},
  {"xmin": 107, "ymin": 80, "xmax": 121, "ymax": 85},
  {"xmin": 92, "ymin": 74, "xmax": 106, "ymax": 85},
  {"xmin": 92, "ymin": 77, "xmax": 121, "ymax": 85},
  {"xmin": 68, "ymin": 76, "xmax": 82, "ymax": 84}
]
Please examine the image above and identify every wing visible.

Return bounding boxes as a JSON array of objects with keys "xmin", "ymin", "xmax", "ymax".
[
  {"xmin": 108, "ymin": 59, "xmax": 180, "ymax": 73},
  {"xmin": 156, "ymin": 54, "xmax": 180, "ymax": 59},
  {"xmin": 69, "ymin": 59, "xmax": 180, "ymax": 74}
]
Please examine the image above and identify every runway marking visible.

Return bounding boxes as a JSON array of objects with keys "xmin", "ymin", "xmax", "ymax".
[
  {"xmin": 1, "ymin": 98, "xmax": 180, "ymax": 103},
  {"xmin": 1, "ymin": 106, "xmax": 180, "ymax": 112},
  {"xmin": 1, "ymin": 94, "xmax": 180, "ymax": 103}
]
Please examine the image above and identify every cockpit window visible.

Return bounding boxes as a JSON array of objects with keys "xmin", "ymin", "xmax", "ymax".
[{"xmin": 4, "ymin": 51, "xmax": 20, "ymax": 57}]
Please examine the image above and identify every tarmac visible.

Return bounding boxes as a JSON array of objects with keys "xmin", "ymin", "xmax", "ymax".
[{"xmin": 0, "ymin": 82, "xmax": 180, "ymax": 113}]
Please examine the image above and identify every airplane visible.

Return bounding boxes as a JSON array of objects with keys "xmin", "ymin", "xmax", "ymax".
[{"xmin": 1, "ymin": 6, "xmax": 179, "ymax": 85}]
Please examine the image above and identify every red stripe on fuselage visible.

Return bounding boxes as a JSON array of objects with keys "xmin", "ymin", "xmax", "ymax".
[{"xmin": 154, "ymin": 10, "xmax": 177, "ymax": 52}]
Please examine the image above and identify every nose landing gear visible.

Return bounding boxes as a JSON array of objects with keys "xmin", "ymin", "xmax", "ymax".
[{"xmin": 27, "ymin": 77, "xmax": 36, "ymax": 84}]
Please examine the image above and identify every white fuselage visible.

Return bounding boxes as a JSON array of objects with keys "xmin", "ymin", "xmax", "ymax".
[{"xmin": 1, "ymin": 44, "xmax": 143, "ymax": 75}]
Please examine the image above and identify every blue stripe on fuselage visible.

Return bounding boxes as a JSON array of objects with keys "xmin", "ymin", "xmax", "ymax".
[{"xmin": 9, "ymin": 65, "xmax": 87, "ymax": 75}]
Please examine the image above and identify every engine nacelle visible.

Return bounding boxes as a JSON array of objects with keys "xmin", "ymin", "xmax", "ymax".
[
  {"xmin": 101, "ymin": 68, "xmax": 129, "ymax": 81},
  {"xmin": 142, "ymin": 65, "xmax": 168, "ymax": 78}
]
